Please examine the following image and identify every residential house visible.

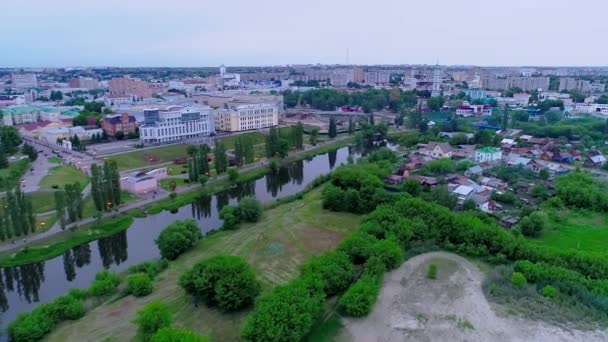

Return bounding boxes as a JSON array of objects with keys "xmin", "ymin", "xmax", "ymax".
[
  {"xmin": 584, "ymin": 155, "xmax": 607, "ymax": 168},
  {"xmin": 419, "ymin": 142, "xmax": 453, "ymax": 159},
  {"xmin": 465, "ymin": 165, "xmax": 483, "ymax": 177}
]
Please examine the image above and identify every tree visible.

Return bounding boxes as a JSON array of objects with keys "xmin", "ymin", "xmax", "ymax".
[
  {"xmin": 0, "ymin": 145, "xmax": 8, "ymax": 169},
  {"xmin": 427, "ymin": 96, "xmax": 445, "ymax": 111},
  {"xmin": 55, "ymin": 190, "xmax": 67, "ymax": 230},
  {"xmin": 237, "ymin": 197, "xmax": 262, "ymax": 222},
  {"xmin": 214, "ymin": 142, "xmax": 228, "ymax": 174},
  {"xmin": 328, "ymin": 116, "xmax": 337, "ymax": 138},
  {"xmin": 501, "ymin": 108, "xmax": 510, "ymax": 130},
  {"xmin": 133, "ymin": 301, "xmax": 172, "ymax": 340},
  {"xmin": 518, "ymin": 211, "xmax": 546, "ymax": 237},
  {"xmin": 348, "ymin": 117, "xmax": 355, "ymax": 135},
  {"xmin": 22, "ymin": 143, "xmax": 38, "ymax": 161},
  {"xmin": 219, "ymin": 205, "xmax": 240, "ymax": 229},
  {"xmin": 402, "ymin": 179, "xmax": 421, "ymax": 196},
  {"xmin": 309, "ymin": 128, "xmax": 319, "ymax": 146},
  {"xmin": 179, "ymin": 255, "xmax": 260, "ymax": 311},
  {"xmin": 544, "ymin": 110, "xmax": 562, "ymax": 124},
  {"xmin": 155, "ymin": 220, "xmax": 202, "ymax": 260},
  {"xmin": 265, "ymin": 128, "xmax": 289, "ymax": 158},
  {"xmin": 300, "ymin": 251, "xmax": 353, "ymax": 296},
  {"xmin": 0, "ymin": 126, "xmax": 22, "ymax": 154},
  {"xmin": 462, "ymin": 198, "xmax": 477, "ymax": 211},
  {"xmin": 50, "ymin": 90, "xmax": 63, "ymax": 101}
]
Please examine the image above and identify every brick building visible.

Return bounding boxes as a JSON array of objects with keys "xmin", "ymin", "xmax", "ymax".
[{"xmin": 101, "ymin": 113, "xmax": 137, "ymax": 136}]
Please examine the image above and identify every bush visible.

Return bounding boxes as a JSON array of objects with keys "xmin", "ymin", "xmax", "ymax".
[
  {"xmin": 151, "ymin": 327, "xmax": 209, "ymax": 342},
  {"xmin": 128, "ymin": 259, "xmax": 170, "ymax": 280},
  {"xmin": 300, "ymin": 251, "xmax": 354, "ymax": 296},
  {"xmin": 128, "ymin": 273, "xmax": 154, "ymax": 297},
  {"xmin": 219, "ymin": 205, "xmax": 240, "ymax": 229},
  {"xmin": 228, "ymin": 168, "xmax": 239, "ymax": 181},
  {"xmin": 511, "ymin": 272, "xmax": 527, "ymax": 287},
  {"xmin": 337, "ymin": 232, "xmax": 377, "ymax": 264},
  {"xmin": 363, "ymin": 256, "xmax": 386, "ymax": 277},
  {"xmin": 339, "ymin": 275, "xmax": 382, "ymax": 317},
  {"xmin": 51, "ymin": 294, "xmax": 85, "ymax": 320},
  {"xmin": 238, "ymin": 197, "xmax": 262, "ymax": 223},
  {"xmin": 427, "ymin": 264, "xmax": 438, "ymax": 279},
  {"xmin": 134, "ymin": 301, "xmax": 172, "ymax": 341},
  {"xmin": 89, "ymin": 270, "xmax": 120, "ymax": 297},
  {"xmin": 242, "ymin": 277, "xmax": 324, "ymax": 342},
  {"xmin": 155, "ymin": 220, "xmax": 202, "ymax": 260},
  {"xmin": 179, "ymin": 255, "xmax": 260, "ymax": 311},
  {"xmin": 369, "ymin": 239, "xmax": 403, "ymax": 270},
  {"xmin": 542, "ymin": 285, "xmax": 558, "ymax": 298}
]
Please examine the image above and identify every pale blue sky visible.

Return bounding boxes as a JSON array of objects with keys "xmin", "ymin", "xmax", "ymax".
[{"xmin": 1, "ymin": 0, "xmax": 606, "ymax": 67}]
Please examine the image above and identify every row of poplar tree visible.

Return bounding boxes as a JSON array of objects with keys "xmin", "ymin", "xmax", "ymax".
[
  {"xmin": 90, "ymin": 160, "xmax": 122, "ymax": 212},
  {"xmin": 0, "ymin": 187, "xmax": 36, "ymax": 241},
  {"xmin": 54, "ymin": 182, "xmax": 85, "ymax": 229},
  {"xmin": 265, "ymin": 123, "xmax": 304, "ymax": 158}
]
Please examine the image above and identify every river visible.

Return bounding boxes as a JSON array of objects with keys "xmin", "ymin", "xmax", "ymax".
[{"xmin": 0, "ymin": 145, "xmax": 365, "ymax": 333}]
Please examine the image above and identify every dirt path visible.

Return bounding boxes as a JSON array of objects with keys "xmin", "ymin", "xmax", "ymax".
[{"xmin": 340, "ymin": 251, "xmax": 608, "ymax": 342}]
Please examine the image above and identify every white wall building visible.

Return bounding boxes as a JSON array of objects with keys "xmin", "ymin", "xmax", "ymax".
[
  {"xmin": 0, "ymin": 95, "xmax": 26, "ymax": 107},
  {"xmin": 475, "ymin": 147, "xmax": 503, "ymax": 163},
  {"xmin": 214, "ymin": 102, "xmax": 279, "ymax": 132},
  {"xmin": 11, "ymin": 73, "xmax": 38, "ymax": 89},
  {"xmin": 575, "ymin": 103, "xmax": 608, "ymax": 115},
  {"xmin": 139, "ymin": 106, "xmax": 214, "ymax": 144}
]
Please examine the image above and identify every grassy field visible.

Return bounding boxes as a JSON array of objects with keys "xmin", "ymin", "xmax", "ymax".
[
  {"xmin": 47, "ymin": 156, "xmax": 63, "ymax": 164},
  {"xmin": 0, "ymin": 159, "xmax": 30, "ymax": 191},
  {"xmin": 46, "ymin": 188, "xmax": 362, "ymax": 342},
  {"xmin": 105, "ymin": 144, "xmax": 190, "ymax": 171},
  {"xmin": 530, "ymin": 209, "xmax": 608, "ymax": 254},
  {"xmin": 160, "ymin": 178, "xmax": 189, "ymax": 191},
  {"xmin": 216, "ymin": 131, "xmax": 266, "ymax": 150},
  {"xmin": 26, "ymin": 191, "xmax": 57, "ymax": 213},
  {"xmin": 39, "ymin": 165, "xmax": 89, "ymax": 189}
]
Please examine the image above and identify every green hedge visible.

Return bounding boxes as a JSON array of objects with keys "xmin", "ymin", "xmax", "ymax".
[
  {"xmin": 300, "ymin": 251, "xmax": 354, "ymax": 296},
  {"xmin": 339, "ymin": 275, "xmax": 382, "ymax": 317}
]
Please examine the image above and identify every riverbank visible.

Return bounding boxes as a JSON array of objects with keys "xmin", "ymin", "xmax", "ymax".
[
  {"xmin": 46, "ymin": 187, "xmax": 362, "ymax": 342},
  {"xmin": 0, "ymin": 137, "xmax": 353, "ymax": 268}
]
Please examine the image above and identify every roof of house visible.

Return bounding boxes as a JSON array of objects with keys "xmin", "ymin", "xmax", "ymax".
[
  {"xmin": 467, "ymin": 165, "xmax": 483, "ymax": 174},
  {"xmin": 453, "ymin": 185, "xmax": 474, "ymax": 196},
  {"xmin": 103, "ymin": 113, "xmax": 136, "ymax": 124},
  {"xmin": 590, "ymin": 155, "xmax": 607, "ymax": 163},
  {"xmin": 477, "ymin": 147, "xmax": 500, "ymax": 154}
]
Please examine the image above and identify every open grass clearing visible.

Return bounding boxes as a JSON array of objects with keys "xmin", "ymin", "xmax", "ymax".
[
  {"xmin": 216, "ymin": 131, "xmax": 266, "ymax": 150},
  {"xmin": 105, "ymin": 144, "xmax": 190, "ymax": 171},
  {"xmin": 47, "ymin": 156, "xmax": 63, "ymax": 164},
  {"xmin": 39, "ymin": 165, "xmax": 89, "ymax": 189},
  {"xmin": 26, "ymin": 190, "xmax": 57, "ymax": 214},
  {"xmin": 46, "ymin": 188, "xmax": 362, "ymax": 342},
  {"xmin": 530, "ymin": 209, "xmax": 608, "ymax": 254}
]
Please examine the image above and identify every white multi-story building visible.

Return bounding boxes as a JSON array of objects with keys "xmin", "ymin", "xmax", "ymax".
[
  {"xmin": 575, "ymin": 103, "xmax": 608, "ymax": 115},
  {"xmin": 139, "ymin": 106, "xmax": 214, "ymax": 144},
  {"xmin": 11, "ymin": 73, "xmax": 38, "ymax": 89},
  {"xmin": 214, "ymin": 102, "xmax": 279, "ymax": 132}
]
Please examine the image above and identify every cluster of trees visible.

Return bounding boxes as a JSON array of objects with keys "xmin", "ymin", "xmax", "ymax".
[
  {"xmin": 354, "ymin": 121, "xmax": 388, "ymax": 147},
  {"xmin": 21, "ymin": 143, "xmax": 37, "ymax": 162},
  {"xmin": 8, "ymin": 270, "xmax": 121, "ymax": 342},
  {"xmin": 49, "ymin": 91, "xmax": 63, "ymax": 101},
  {"xmin": 555, "ymin": 171, "xmax": 608, "ymax": 211},
  {"xmin": 0, "ymin": 126, "xmax": 22, "ymax": 168},
  {"xmin": 219, "ymin": 197, "xmax": 262, "ymax": 229},
  {"xmin": 90, "ymin": 160, "xmax": 121, "ymax": 212},
  {"xmin": 233, "ymin": 135, "xmax": 256, "ymax": 166},
  {"xmin": 54, "ymin": 182, "xmax": 84, "ymax": 229},
  {"xmin": 155, "ymin": 220, "xmax": 202, "ymax": 260},
  {"xmin": 187, "ymin": 144, "xmax": 211, "ymax": 183},
  {"xmin": 322, "ymin": 156, "xmax": 395, "ymax": 214},
  {"xmin": 0, "ymin": 187, "xmax": 36, "ymax": 241},
  {"xmin": 282, "ymin": 88, "xmax": 418, "ymax": 113},
  {"xmin": 265, "ymin": 125, "xmax": 303, "ymax": 158},
  {"xmin": 179, "ymin": 255, "xmax": 260, "ymax": 311}
]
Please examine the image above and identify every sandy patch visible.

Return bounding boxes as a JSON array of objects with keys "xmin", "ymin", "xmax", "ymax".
[{"xmin": 340, "ymin": 251, "xmax": 608, "ymax": 342}]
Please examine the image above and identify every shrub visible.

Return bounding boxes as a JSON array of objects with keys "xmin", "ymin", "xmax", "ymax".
[
  {"xmin": 198, "ymin": 175, "xmax": 209, "ymax": 186},
  {"xmin": 363, "ymin": 256, "xmax": 386, "ymax": 277},
  {"xmin": 228, "ymin": 168, "xmax": 239, "ymax": 181},
  {"xmin": 151, "ymin": 327, "xmax": 209, "ymax": 342},
  {"xmin": 542, "ymin": 285, "xmax": 558, "ymax": 298},
  {"xmin": 134, "ymin": 301, "xmax": 172, "ymax": 341},
  {"xmin": 155, "ymin": 220, "xmax": 202, "ymax": 260},
  {"xmin": 8, "ymin": 305, "xmax": 56, "ymax": 342},
  {"xmin": 169, "ymin": 191, "xmax": 177, "ymax": 199},
  {"xmin": 219, "ymin": 205, "xmax": 240, "ymax": 229},
  {"xmin": 427, "ymin": 264, "xmax": 438, "ymax": 279},
  {"xmin": 511, "ymin": 272, "xmax": 527, "ymax": 287},
  {"xmin": 68, "ymin": 288, "xmax": 89, "ymax": 300},
  {"xmin": 337, "ymin": 232, "xmax": 377, "ymax": 264},
  {"xmin": 238, "ymin": 197, "xmax": 262, "ymax": 223},
  {"xmin": 339, "ymin": 275, "xmax": 381, "ymax": 317},
  {"xmin": 128, "ymin": 273, "xmax": 154, "ymax": 297},
  {"xmin": 300, "ymin": 251, "xmax": 354, "ymax": 296},
  {"xmin": 128, "ymin": 259, "xmax": 170, "ymax": 280},
  {"xmin": 51, "ymin": 294, "xmax": 85, "ymax": 320},
  {"xmin": 179, "ymin": 255, "xmax": 260, "ymax": 311},
  {"xmin": 89, "ymin": 270, "xmax": 120, "ymax": 297},
  {"xmin": 242, "ymin": 278, "xmax": 324, "ymax": 342},
  {"xmin": 369, "ymin": 239, "xmax": 403, "ymax": 270}
]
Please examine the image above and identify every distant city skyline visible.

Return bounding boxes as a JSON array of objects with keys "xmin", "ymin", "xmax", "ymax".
[{"xmin": 2, "ymin": 0, "xmax": 607, "ymax": 68}]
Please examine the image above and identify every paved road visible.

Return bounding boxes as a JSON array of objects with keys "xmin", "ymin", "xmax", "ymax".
[{"xmin": 0, "ymin": 136, "xmax": 352, "ymax": 254}]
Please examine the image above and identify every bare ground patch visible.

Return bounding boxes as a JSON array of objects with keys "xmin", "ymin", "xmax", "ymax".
[{"xmin": 340, "ymin": 251, "xmax": 608, "ymax": 342}]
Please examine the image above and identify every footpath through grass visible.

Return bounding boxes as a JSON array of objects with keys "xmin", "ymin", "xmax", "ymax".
[
  {"xmin": 46, "ymin": 188, "xmax": 361, "ymax": 342},
  {"xmin": 530, "ymin": 209, "xmax": 608, "ymax": 254},
  {"xmin": 39, "ymin": 165, "xmax": 89, "ymax": 189}
]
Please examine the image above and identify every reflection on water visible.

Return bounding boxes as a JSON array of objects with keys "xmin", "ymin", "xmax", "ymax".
[{"xmin": 0, "ymin": 145, "xmax": 366, "ymax": 333}]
